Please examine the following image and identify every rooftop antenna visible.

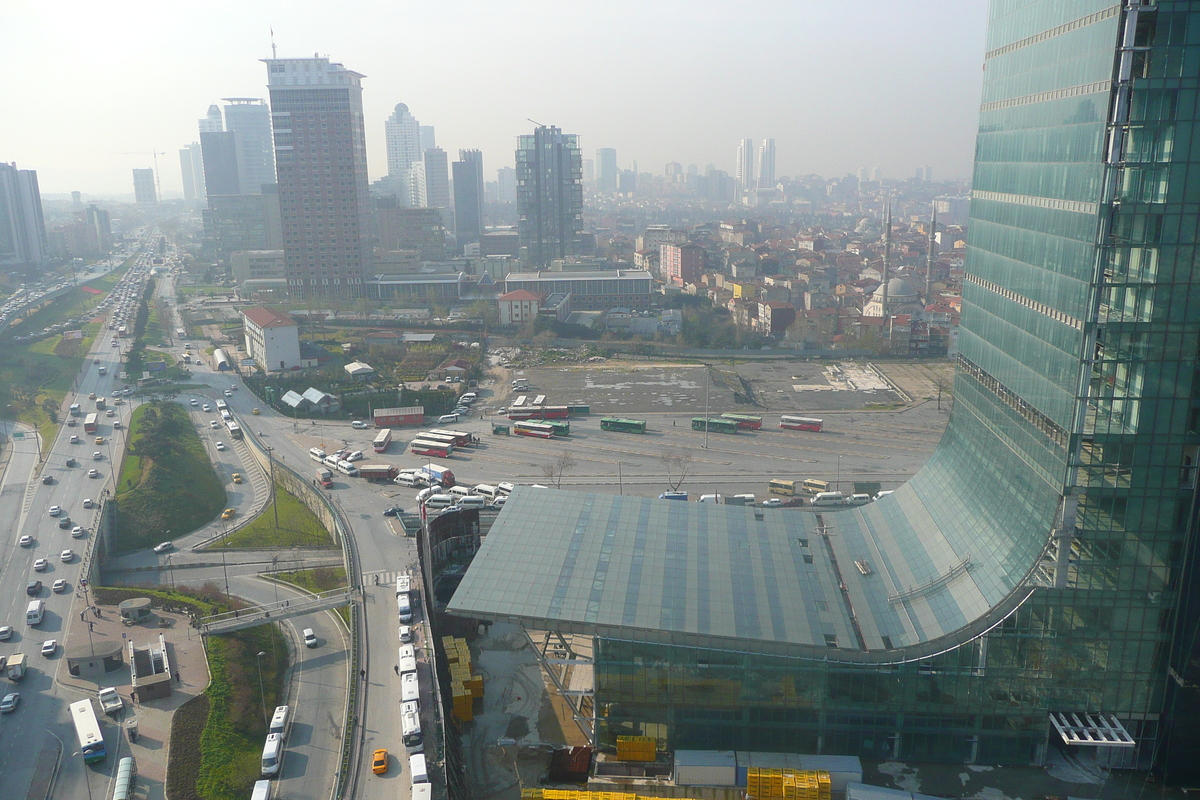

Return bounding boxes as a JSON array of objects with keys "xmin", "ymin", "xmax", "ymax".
[
  {"xmin": 527, "ymin": 118, "xmax": 545, "ymax": 128},
  {"xmin": 270, "ymin": 26, "xmax": 276, "ymax": 59}
]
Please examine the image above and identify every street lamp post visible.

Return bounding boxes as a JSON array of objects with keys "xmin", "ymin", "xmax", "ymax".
[
  {"xmin": 255, "ymin": 651, "xmax": 268, "ymax": 727},
  {"xmin": 837, "ymin": 454, "xmax": 843, "ymax": 494}
]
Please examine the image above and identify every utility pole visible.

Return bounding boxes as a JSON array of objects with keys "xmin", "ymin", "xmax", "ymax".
[
  {"xmin": 264, "ymin": 445, "xmax": 279, "ymax": 531},
  {"xmin": 703, "ymin": 365, "xmax": 710, "ymax": 450}
]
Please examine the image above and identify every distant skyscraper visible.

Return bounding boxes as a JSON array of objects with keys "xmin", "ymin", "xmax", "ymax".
[
  {"xmin": 870, "ymin": 166, "xmax": 882, "ymax": 182},
  {"xmin": 419, "ymin": 125, "xmax": 436, "ymax": 153},
  {"xmin": 223, "ymin": 98, "xmax": 275, "ymax": 193},
  {"xmin": 385, "ymin": 104, "xmax": 421, "ymax": 180},
  {"xmin": 0, "ymin": 162, "xmax": 46, "ymax": 267},
  {"xmin": 756, "ymin": 139, "xmax": 776, "ymax": 188},
  {"xmin": 857, "ymin": 166, "xmax": 869, "ymax": 184},
  {"xmin": 735, "ymin": 138, "xmax": 754, "ymax": 190},
  {"xmin": 582, "ymin": 158, "xmax": 595, "ymax": 185},
  {"xmin": 496, "ymin": 167, "xmax": 516, "ymax": 204},
  {"xmin": 179, "ymin": 142, "xmax": 206, "ymax": 201},
  {"xmin": 517, "ymin": 125, "xmax": 582, "ymax": 267},
  {"xmin": 198, "ymin": 104, "xmax": 223, "ymax": 134},
  {"xmin": 132, "ymin": 169, "xmax": 157, "ymax": 203},
  {"xmin": 199, "ymin": 131, "xmax": 241, "ymax": 195},
  {"xmin": 421, "ymin": 147, "xmax": 451, "ymax": 232},
  {"xmin": 924, "ymin": 165, "xmax": 933, "ymax": 183},
  {"xmin": 453, "ymin": 149, "xmax": 485, "ymax": 245},
  {"xmin": 595, "ymin": 148, "xmax": 617, "ymax": 193},
  {"xmin": 264, "ymin": 55, "xmax": 371, "ymax": 298}
]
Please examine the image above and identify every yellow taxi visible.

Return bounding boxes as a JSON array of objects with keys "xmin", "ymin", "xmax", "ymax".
[
  {"xmin": 371, "ymin": 749, "xmax": 388, "ymax": 775},
  {"xmin": 232, "ymin": 473, "xmax": 243, "ymax": 484},
  {"xmin": 94, "ymin": 437, "xmax": 104, "ymax": 445},
  {"xmin": 221, "ymin": 508, "xmax": 236, "ymax": 520},
  {"xmin": 252, "ymin": 407, "xmax": 261, "ymax": 415}
]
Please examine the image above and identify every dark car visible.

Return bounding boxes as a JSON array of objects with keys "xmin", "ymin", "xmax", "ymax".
[
  {"xmin": 382, "ymin": 506, "xmax": 404, "ymax": 517},
  {"xmin": 41, "ymin": 475, "xmax": 53, "ymax": 485},
  {"xmin": 65, "ymin": 458, "xmax": 77, "ymax": 467},
  {"xmin": 26, "ymin": 580, "xmax": 42, "ymax": 596},
  {"xmin": 57, "ymin": 517, "xmax": 71, "ymax": 529}
]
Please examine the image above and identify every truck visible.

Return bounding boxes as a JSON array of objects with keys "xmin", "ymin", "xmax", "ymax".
[
  {"xmin": 7, "ymin": 653, "xmax": 26, "ymax": 681},
  {"xmin": 420, "ymin": 463, "xmax": 456, "ymax": 488},
  {"xmin": 359, "ymin": 464, "xmax": 399, "ymax": 483},
  {"xmin": 98, "ymin": 687, "xmax": 124, "ymax": 715},
  {"xmin": 315, "ymin": 468, "xmax": 333, "ymax": 488},
  {"xmin": 95, "ymin": 398, "xmax": 106, "ymax": 410}
]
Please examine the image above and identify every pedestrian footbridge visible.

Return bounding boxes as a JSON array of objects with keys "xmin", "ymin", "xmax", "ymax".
[{"xmin": 198, "ymin": 588, "xmax": 355, "ymax": 635}]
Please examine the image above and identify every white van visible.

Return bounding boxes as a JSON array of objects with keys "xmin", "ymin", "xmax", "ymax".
[
  {"xmin": 26, "ymin": 599, "xmax": 44, "ymax": 626},
  {"xmin": 336, "ymin": 460, "xmax": 358, "ymax": 477},
  {"xmin": 415, "ymin": 487, "xmax": 441, "ymax": 503},
  {"xmin": 269, "ymin": 705, "xmax": 291, "ymax": 738},
  {"xmin": 397, "ymin": 594, "xmax": 413, "ymax": 622},
  {"xmin": 261, "ymin": 733, "xmax": 282, "ymax": 776},
  {"xmin": 437, "ymin": 413, "xmax": 459, "ymax": 424},
  {"xmin": 424, "ymin": 494, "xmax": 454, "ymax": 509},
  {"xmin": 309, "ymin": 447, "xmax": 326, "ymax": 462},
  {"xmin": 395, "ymin": 473, "xmax": 419, "ymax": 487},
  {"xmin": 396, "ymin": 575, "xmax": 411, "ymax": 597},
  {"xmin": 323, "ymin": 455, "xmax": 340, "ymax": 470},
  {"xmin": 251, "ymin": 781, "xmax": 272, "ymax": 800},
  {"xmin": 447, "ymin": 485, "xmax": 472, "ymax": 499},
  {"xmin": 847, "ymin": 493, "xmax": 872, "ymax": 506},
  {"xmin": 497, "ymin": 481, "xmax": 515, "ymax": 495},
  {"xmin": 812, "ymin": 491, "xmax": 846, "ymax": 507},
  {"xmin": 409, "ymin": 753, "xmax": 429, "ymax": 784},
  {"xmin": 457, "ymin": 496, "xmax": 486, "ymax": 509},
  {"xmin": 473, "ymin": 484, "xmax": 499, "ymax": 500},
  {"xmin": 698, "ymin": 494, "xmax": 723, "ymax": 504},
  {"xmin": 875, "ymin": 490, "xmax": 895, "ymax": 500}
]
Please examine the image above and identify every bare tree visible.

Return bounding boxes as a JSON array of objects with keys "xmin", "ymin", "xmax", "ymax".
[
  {"xmin": 932, "ymin": 373, "xmax": 954, "ymax": 411},
  {"xmin": 659, "ymin": 450, "xmax": 694, "ymax": 492},
  {"xmin": 541, "ymin": 453, "xmax": 578, "ymax": 488}
]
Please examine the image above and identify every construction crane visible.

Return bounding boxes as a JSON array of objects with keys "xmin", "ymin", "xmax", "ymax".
[{"xmin": 117, "ymin": 150, "xmax": 167, "ymax": 200}]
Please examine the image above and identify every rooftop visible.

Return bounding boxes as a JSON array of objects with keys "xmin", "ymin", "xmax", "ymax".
[{"xmin": 242, "ymin": 306, "xmax": 297, "ymax": 329}]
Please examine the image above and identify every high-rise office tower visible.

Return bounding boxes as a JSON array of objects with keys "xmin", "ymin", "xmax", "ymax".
[
  {"xmin": 223, "ymin": 98, "xmax": 276, "ymax": 193},
  {"xmin": 179, "ymin": 143, "xmax": 206, "ymax": 201},
  {"xmin": 496, "ymin": 167, "xmax": 517, "ymax": 204},
  {"xmin": 421, "ymin": 147, "xmax": 450, "ymax": 211},
  {"xmin": 735, "ymin": 138, "xmax": 754, "ymax": 190},
  {"xmin": 0, "ymin": 162, "xmax": 46, "ymax": 268},
  {"xmin": 198, "ymin": 104, "xmax": 223, "ymax": 133},
  {"xmin": 199, "ymin": 131, "xmax": 241, "ymax": 195},
  {"xmin": 419, "ymin": 125, "xmax": 436, "ymax": 153},
  {"xmin": 453, "ymin": 149, "xmax": 485, "ymax": 245},
  {"xmin": 756, "ymin": 138, "xmax": 776, "ymax": 188},
  {"xmin": 595, "ymin": 148, "xmax": 617, "ymax": 193},
  {"xmin": 384, "ymin": 103, "xmax": 421, "ymax": 182},
  {"xmin": 516, "ymin": 125, "xmax": 582, "ymax": 267},
  {"xmin": 132, "ymin": 169, "xmax": 157, "ymax": 203},
  {"xmin": 263, "ymin": 55, "xmax": 371, "ymax": 298}
]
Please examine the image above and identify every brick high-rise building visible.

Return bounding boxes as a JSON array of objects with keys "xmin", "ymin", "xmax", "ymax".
[
  {"xmin": 660, "ymin": 243, "xmax": 703, "ymax": 286},
  {"xmin": 263, "ymin": 55, "xmax": 371, "ymax": 298}
]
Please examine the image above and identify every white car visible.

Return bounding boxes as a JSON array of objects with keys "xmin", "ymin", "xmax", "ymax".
[
  {"xmin": 40, "ymin": 640, "xmax": 57, "ymax": 657},
  {"xmin": 69, "ymin": 435, "xmax": 80, "ymax": 444},
  {"xmin": 215, "ymin": 442, "xmax": 226, "ymax": 451},
  {"xmin": 71, "ymin": 526, "xmax": 86, "ymax": 538},
  {"xmin": 83, "ymin": 498, "xmax": 94, "ymax": 508},
  {"xmin": 60, "ymin": 550, "xmax": 75, "ymax": 562},
  {"xmin": 93, "ymin": 451, "xmax": 103, "ymax": 460},
  {"xmin": 0, "ymin": 626, "xmax": 12, "ymax": 641},
  {"xmin": 210, "ymin": 420, "xmax": 219, "ymax": 428},
  {"xmin": 303, "ymin": 628, "xmax": 318, "ymax": 648},
  {"xmin": 762, "ymin": 498, "xmax": 784, "ymax": 507},
  {"xmin": 190, "ymin": 398, "xmax": 198, "ymax": 406},
  {"xmin": 48, "ymin": 505, "xmax": 61, "ymax": 516},
  {"xmin": 52, "ymin": 579, "xmax": 67, "ymax": 593},
  {"xmin": 350, "ymin": 420, "xmax": 368, "ymax": 429},
  {"xmin": 18, "ymin": 535, "xmax": 33, "ymax": 547},
  {"xmin": 88, "ymin": 469, "xmax": 99, "ymax": 478},
  {"xmin": 202, "ymin": 404, "xmax": 211, "ymax": 412},
  {"xmin": 153, "ymin": 541, "xmax": 173, "ymax": 554},
  {"xmin": 33, "ymin": 559, "xmax": 47, "ymax": 572}
]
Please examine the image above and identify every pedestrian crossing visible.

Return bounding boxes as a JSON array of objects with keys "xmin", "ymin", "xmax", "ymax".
[{"xmin": 363, "ymin": 569, "xmax": 412, "ymax": 587}]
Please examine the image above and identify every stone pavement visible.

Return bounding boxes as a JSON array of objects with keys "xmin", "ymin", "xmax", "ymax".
[{"xmin": 56, "ymin": 597, "xmax": 211, "ymax": 800}]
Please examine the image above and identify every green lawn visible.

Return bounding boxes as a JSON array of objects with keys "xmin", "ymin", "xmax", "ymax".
[
  {"xmin": 113, "ymin": 402, "xmax": 225, "ymax": 553},
  {"xmin": 221, "ymin": 480, "xmax": 334, "ymax": 548},
  {"xmin": 274, "ymin": 566, "xmax": 348, "ymax": 593}
]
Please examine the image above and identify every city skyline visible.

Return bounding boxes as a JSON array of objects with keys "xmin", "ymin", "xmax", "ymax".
[{"xmin": 1, "ymin": 1, "xmax": 989, "ymax": 196}]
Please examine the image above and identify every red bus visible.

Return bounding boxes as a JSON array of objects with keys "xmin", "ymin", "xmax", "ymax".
[
  {"xmin": 84, "ymin": 413, "xmax": 99, "ymax": 434},
  {"xmin": 541, "ymin": 405, "xmax": 569, "ymax": 420},
  {"xmin": 411, "ymin": 443, "xmax": 453, "ymax": 458},
  {"xmin": 780, "ymin": 415, "xmax": 823, "ymax": 432},
  {"xmin": 514, "ymin": 421, "xmax": 555, "ymax": 439},
  {"xmin": 427, "ymin": 429, "xmax": 473, "ymax": 447},
  {"xmin": 507, "ymin": 408, "xmax": 539, "ymax": 421},
  {"xmin": 373, "ymin": 428, "xmax": 393, "ymax": 453},
  {"xmin": 721, "ymin": 413, "xmax": 763, "ymax": 430}
]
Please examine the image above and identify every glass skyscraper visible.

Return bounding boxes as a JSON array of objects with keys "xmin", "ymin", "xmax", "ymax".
[
  {"xmin": 516, "ymin": 125, "xmax": 583, "ymax": 267},
  {"xmin": 449, "ymin": 0, "xmax": 1200, "ymax": 776}
]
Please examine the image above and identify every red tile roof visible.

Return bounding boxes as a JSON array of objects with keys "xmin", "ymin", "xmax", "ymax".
[
  {"xmin": 242, "ymin": 306, "xmax": 297, "ymax": 329},
  {"xmin": 498, "ymin": 290, "xmax": 545, "ymax": 302}
]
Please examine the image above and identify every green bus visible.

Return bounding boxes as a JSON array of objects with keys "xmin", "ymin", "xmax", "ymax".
[
  {"xmin": 692, "ymin": 417, "xmax": 740, "ymax": 434},
  {"xmin": 600, "ymin": 417, "xmax": 647, "ymax": 434},
  {"xmin": 545, "ymin": 420, "xmax": 571, "ymax": 436}
]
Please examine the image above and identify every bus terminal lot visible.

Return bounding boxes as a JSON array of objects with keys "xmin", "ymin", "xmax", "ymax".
[{"xmin": 312, "ymin": 359, "xmax": 954, "ymax": 503}]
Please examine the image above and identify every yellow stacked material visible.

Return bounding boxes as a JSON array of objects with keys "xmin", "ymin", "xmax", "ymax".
[
  {"xmin": 747, "ymin": 769, "xmax": 831, "ymax": 800},
  {"xmin": 443, "ymin": 636, "xmax": 461, "ymax": 664},
  {"xmin": 451, "ymin": 684, "xmax": 473, "ymax": 722},
  {"xmin": 615, "ymin": 735, "xmax": 656, "ymax": 762},
  {"xmin": 525, "ymin": 792, "xmax": 640, "ymax": 800},
  {"xmin": 466, "ymin": 673, "xmax": 484, "ymax": 698}
]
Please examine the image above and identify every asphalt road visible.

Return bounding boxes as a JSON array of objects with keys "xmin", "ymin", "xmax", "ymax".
[{"xmin": 0, "ymin": 245, "xmax": 156, "ymax": 800}]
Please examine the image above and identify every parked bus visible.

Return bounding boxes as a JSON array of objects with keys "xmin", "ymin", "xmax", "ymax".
[
  {"xmin": 511, "ymin": 395, "xmax": 527, "ymax": 408},
  {"xmin": 373, "ymin": 428, "xmax": 393, "ymax": 453},
  {"xmin": 411, "ymin": 443, "xmax": 453, "ymax": 458},
  {"xmin": 541, "ymin": 405, "xmax": 569, "ymax": 419},
  {"xmin": 427, "ymin": 429, "xmax": 474, "ymax": 447},
  {"xmin": 215, "ymin": 399, "xmax": 228, "ymax": 412},
  {"xmin": 545, "ymin": 420, "xmax": 570, "ymax": 436},
  {"xmin": 402, "ymin": 707, "xmax": 423, "ymax": 752},
  {"xmin": 768, "ymin": 479, "xmax": 797, "ymax": 496},
  {"xmin": 692, "ymin": 417, "xmax": 740, "ymax": 434},
  {"xmin": 117, "ymin": 325, "xmax": 128, "ymax": 337},
  {"xmin": 780, "ymin": 415, "xmax": 823, "ymax": 432},
  {"xmin": 226, "ymin": 421, "xmax": 244, "ymax": 440},
  {"xmin": 84, "ymin": 413, "xmax": 99, "ymax": 434},
  {"xmin": 69, "ymin": 699, "xmax": 106, "ymax": 764},
  {"xmin": 398, "ymin": 648, "xmax": 418, "ymax": 676},
  {"xmin": 514, "ymin": 421, "xmax": 555, "ymax": 439},
  {"xmin": 507, "ymin": 407, "xmax": 539, "ymax": 421},
  {"xmin": 533, "ymin": 394, "xmax": 546, "ymax": 406},
  {"xmin": 600, "ymin": 417, "xmax": 647, "ymax": 434},
  {"xmin": 401, "ymin": 670, "xmax": 420, "ymax": 706},
  {"xmin": 801, "ymin": 478, "xmax": 831, "ymax": 494},
  {"xmin": 721, "ymin": 413, "xmax": 763, "ymax": 430},
  {"xmin": 413, "ymin": 433, "xmax": 458, "ymax": 449}
]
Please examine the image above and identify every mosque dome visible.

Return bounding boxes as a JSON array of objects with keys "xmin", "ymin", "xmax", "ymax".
[{"xmin": 872, "ymin": 277, "xmax": 920, "ymax": 301}]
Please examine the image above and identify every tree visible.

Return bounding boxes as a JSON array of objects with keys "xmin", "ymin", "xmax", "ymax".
[
  {"xmin": 541, "ymin": 453, "xmax": 578, "ymax": 488},
  {"xmin": 932, "ymin": 372, "xmax": 954, "ymax": 411},
  {"xmin": 659, "ymin": 450, "xmax": 694, "ymax": 492}
]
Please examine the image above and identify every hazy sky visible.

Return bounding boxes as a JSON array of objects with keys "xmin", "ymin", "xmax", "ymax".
[{"xmin": 3, "ymin": 1, "xmax": 990, "ymax": 197}]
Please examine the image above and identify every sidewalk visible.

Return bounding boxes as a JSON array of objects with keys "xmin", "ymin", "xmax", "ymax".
[{"xmin": 57, "ymin": 597, "xmax": 211, "ymax": 800}]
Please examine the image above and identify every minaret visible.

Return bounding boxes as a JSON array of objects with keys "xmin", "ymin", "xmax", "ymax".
[
  {"xmin": 880, "ymin": 202, "xmax": 891, "ymax": 336},
  {"xmin": 925, "ymin": 204, "xmax": 937, "ymax": 301}
]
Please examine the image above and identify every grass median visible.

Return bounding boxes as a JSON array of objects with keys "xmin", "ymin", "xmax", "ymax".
[
  {"xmin": 274, "ymin": 567, "xmax": 351, "ymax": 628},
  {"xmin": 220, "ymin": 479, "xmax": 334, "ymax": 549},
  {"xmin": 113, "ymin": 401, "xmax": 225, "ymax": 553}
]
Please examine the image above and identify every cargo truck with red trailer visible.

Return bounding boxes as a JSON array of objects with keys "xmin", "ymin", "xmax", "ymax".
[
  {"xmin": 372, "ymin": 406, "xmax": 425, "ymax": 428},
  {"xmin": 360, "ymin": 464, "xmax": 400, "ymax": 483}
]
